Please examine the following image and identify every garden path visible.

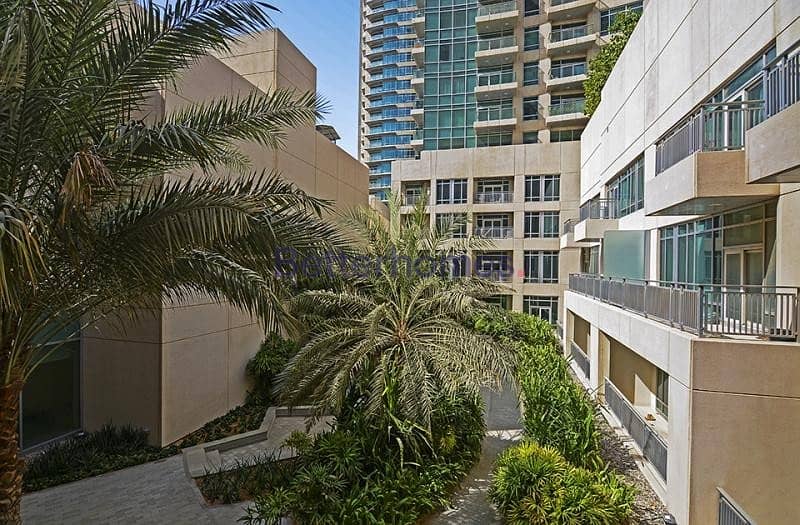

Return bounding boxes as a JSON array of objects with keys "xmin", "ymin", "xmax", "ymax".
[
  {"xmin": 21, "ymin": 454, "xmax": 247, "ymax": 524},
  {"xmin": 423, "ymin": 386, "xmax": 523, "ymax": 525}
]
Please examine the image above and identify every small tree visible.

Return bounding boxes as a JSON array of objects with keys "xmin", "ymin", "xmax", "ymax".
[{"xmin": 584, "ymin": 11, "xmax": 642, "ymax": 116}]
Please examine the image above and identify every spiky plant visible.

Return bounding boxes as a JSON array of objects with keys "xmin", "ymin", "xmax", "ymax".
[
  {"xmin": 0, "ymin": 1, "xmax": 345, "ymax": 521},
  {"xmin": 276, "ymin": 195, "xmax": 518, "ymax": 449}
]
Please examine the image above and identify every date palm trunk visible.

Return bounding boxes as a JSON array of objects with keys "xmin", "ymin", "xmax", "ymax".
[{"xmin": 0, "ymin": 380, "xmax": 23, "ymax": 525}]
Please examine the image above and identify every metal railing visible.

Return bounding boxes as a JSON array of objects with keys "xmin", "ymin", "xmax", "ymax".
[
  {"xmin": 569, "ymin": 273, "xmax": 800, "ymax": 340},
  {"xmin": 475, "ymin": 269, "xmax": 514, "ymax": 282},
  {"xmin": 477, "ymin": 70, "xmax": 516, "ymax": 86},
  {"xmin": 477, "ymin": 35, "xmax": 517, "ymax": 52},
  {"xmin": 475, "ymin": 191, "xmax": 513, "ymax": 203},
  {"xmin": 655, "ymin": 100, "xmax": 765, "ymax": 175},
  {"xmin": 764, "ymin": 49, "xmax": 800, "ymax": 118},
  {"xmin": 550, "ymin": 62, "xmax": 587, "ymax": 79},
  {"xmin": 403, "ymin": 193, "xmax": 427, "ymax": 205},
  {"xmin": 551, "ymin": 0, "xmax": 586, "ymax": 6},
  {"xmin": 476, "ymin": 106, "xmax": 515, "ymax": 121},
  {"xmin": 718, "ymin": 490, "xmax": 755, "ymax": 525},
  {"xmin": 477, "ymin": 1, "xmax": 517, "ymax": 17},
  {"xmin": 562, "ymin": 218, "xmax": 575, "ymax": 234},
  {"xmin": 549, "ymin": 24, "xmax": 593, "ymax": 43},
  {"xmin": 579, "ymin": 199, "xmax": 619, "ymax": 220},
  {"xmin": 549, "ymin": 99, "xmax": 586, "ymax": 116},
  {"xmin": 604, "ymin": 379, "xmax": 668, "ymax": 481},
  {"xmin": 474, "ymin": 226, "xmax": 513, "ymax": 239},
  {"xmin": 570, "ymin": 342, "xmax": 590, "ymax": 378}
]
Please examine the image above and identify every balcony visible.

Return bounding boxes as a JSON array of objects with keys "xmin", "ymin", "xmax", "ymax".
[
  {"xmin": 474, "ymin": 105, "xmax": 517, "ymax": 131},
  {"xmin": 403, "ymin": 192, "xmax": 428, "ymax": 206},
  {"xmin": 475, "ymin": 70, "xmax": 518, "ymax": 101},
  {"xmin": 569, "ymin": 273, "xmax": 800, "ymax": 341},
  {"xmin": 411, "ymin": 129, "xmax": 424, "ymax": 149},
  {"xmin": 475, "ymin": 1, "xmax": 519, "ymax": 34},
  {"xmin": 474, "ymin": 226, "xmax": 513, "ymax": 239},
  {"xmin": 411, "ymin": 40, "xmax": 424, "ymax": 66},
  {"xmin": 474, "ymin": 190, "xmax": 513, "ymax": 204},
  {"xmin": 545, "ymin": 24, "xmax": 599, "ymax": 57},
  {"xmin": 546, "ymin": 0, "xmax": 597, "ymax": 22},
  {"xmin": 747, "ymin": 50, "xmax": 800, "ymax": 183},
  {"xmin": 475, "ymin": 36, "xmax": 519, "ymax": 68},
  {"xmin": 545, "ymin": 62, "xmax": 588, "ymax": 91},
  {"xmin": 545, "ymin": 99, "xmax": 588, "ymax": 125},
  {"xmin": 411, "ymin": 99, "xmax": 424, "ymax": 123},
  {"xmin": 573, "ymin": 199, "xmax": 618, "ymax": 242},
  {"xmin": 560, "ymin": 218, "xmax": 589, "ymax": 248},
  {"xmin": 412, "ymin": 11, "xmax": 425, "ymax": 36},
  {"xmin": 570, "ymin": 341, "xmax": 590, "ymax": 380},
  {"xmin": 411, "ymin": 70, "xmax": 424, "ymax": 95},
  {"xmin": 648, "ymin": 101, "xmax": 779, "ymax": 215}
]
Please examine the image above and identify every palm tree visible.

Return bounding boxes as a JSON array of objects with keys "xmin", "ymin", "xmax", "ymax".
[
  {"xmin": 277, "ymin": 197, "xmax": 518, "ymax": 447},
  {"xmin": 0, "ymin": 1, "xmax": 344, "ymax": 521}
]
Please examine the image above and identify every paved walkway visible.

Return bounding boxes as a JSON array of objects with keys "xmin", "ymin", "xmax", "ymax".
[
  {"xmin": 22, "ymin": 455, "xmax": 248, "ymax": 524},
  {"xmin": 424, "ymin": 386, "xmax": 523, "ymax": 525}
]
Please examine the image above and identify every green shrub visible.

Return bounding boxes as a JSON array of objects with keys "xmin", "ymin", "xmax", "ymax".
[
  {"xmin": 224, "ymin": 393, "xmax": 484, "ymax": 524},
  {"xmin": 472, "ymin": 308, "xmax": 557, "ymax": 348},
  {"xmin": 489, "ymin": 441, "xmax": 634, "ymax": 525},
  {"xmin": 177, "ymin": 402, "xmax": 267, "ymax": 449},
  {"xmin": 518, "ymin": 341, "xmax": 602, "ymax": 469},
  {"xmin": 584, "ymin": 11, "xmax": 642, "ymax": 116},
  {"xmin": 246, "ymin": 333, "xmax": 299, "ymax": 404},
  {"xmin": 23, "ymin": 425, "xmax": 175, "ymax": 492}
]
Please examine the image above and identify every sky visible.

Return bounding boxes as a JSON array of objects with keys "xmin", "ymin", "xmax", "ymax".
[{"xmin": 269, "ymin": 1, "xmax": 361, "ymax": 157}]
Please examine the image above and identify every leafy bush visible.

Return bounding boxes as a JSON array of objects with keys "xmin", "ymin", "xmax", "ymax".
[
  {"xmin": 176, "ymin": 402, "xmax": 267, "ymax": 449},
  {"xmin": 202, "ymin": 393, "xmax": 485, "ymax": 523},
  {"xmin": 472, "ymin": 308, "xmax": 557, "ymax": 348},
  {"xmin": 489, "ymin": 441, "xmax": 634, "ymax": 525},
  {"xmin": 23, "ymin": 425, "xmax": 175, "ymax": 492},
  {"xmin": 584, "ymin": 11, "xmax": 642, "ymax": 116},
  {"xmin": 246, "ymin": 333, "xmax": 299, "ymax": 404}
]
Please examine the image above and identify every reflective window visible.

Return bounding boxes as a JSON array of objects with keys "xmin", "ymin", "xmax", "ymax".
[
  {"xmin": 524, "ymin": 251, "xmax": 559, "ymax": 283},
  {"xmin": 525, "ymin": 175, "xmax": 560, "ymax": 202},
  {"xmin": 524, "ymin": 296, "xmax": 559, "ymax": 324},
  {"xmin": 436, "ymin": 178, "xmax": 468, "ymax": 204},
  {"xmin": 525, "ymin": 211, "xmax": 559, "ymax": 238}
]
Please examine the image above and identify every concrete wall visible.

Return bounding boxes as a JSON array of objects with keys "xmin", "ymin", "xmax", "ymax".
[
  {"xmin": 82, "ymin": 30, "xmax": 368, "ymax": 446},
  {"xmin": 608, "ymin": 337, "xmax": 656, "ymax": 406}
]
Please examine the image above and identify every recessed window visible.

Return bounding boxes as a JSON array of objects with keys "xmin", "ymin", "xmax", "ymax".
[
  {"xmin": 524, "ymin": 211, "xmax": 560, "ymax": 238},
  {"xmin": 524, "ymin": 296, "xmax": 559, "ymax": 324},
  {"xmin": 524, "ymin": 251, "xmax": 559, "ymax": 283},
  {"xmin": 524, "ymin": 0, "xmax": 540, "ymax": 16},
  {"xmin": 523, "ymin": 97, "xmax": 539, "ymax": 121},
  {"xmin": 524, "ymin": 27, "xmax": 540, "ymax": 51},
  {"xmin": 525, "ymin": 175, "xmax": 560, "ymax": 202},
  {"xmin": 436, "ymin": 179, "xmax": 468, "ymax": 204},
  {"xmin": 436, "ymin": 213, "xmax": 468, "ymax": 238},
  {"xmin": 523, "ymin": 62, "xmax": 540, "ymax": 86},
  {"xmin": 600, "ymin": 1, "xmax": 643, "ymax": 35},
  {"xmin": 550, "ymin": 129, "xmax": 582, "ymax": 143},
  {"xmin": 523, "ymin": 131, "xmax": 539, "ymax": 144},
  {"xmin": 656, "ymin": 368, "xmax": 669, "ymax": 419}
]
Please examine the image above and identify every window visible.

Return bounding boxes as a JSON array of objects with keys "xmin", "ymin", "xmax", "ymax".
[
  {"xmin": 524, "ymin": 296, "xmax": 559, "ymax": 324},
  {"xmin": 606, "ymin": 155, "xmax": 645, "ymax": 217},
  {"xmin": 525, "ymin": 175, "xmax": 560, "ymax": 202},
  {"xmin": 550, "ymin": 129, "xmax": 582, "ymax": 142},
  {"xmin": 600, "ymin": 1, "xmax": 643, "ymax": 35},
  {"xmin": 523, "ymin": 131, "xmax": 539, "ymax": 144},
  {"xmin": 550, "ymin": 58, "xmax": 587, "ymax": 79},
  {"xmin": 523, "ymin": 96, "xmax": 539, "ymax": 121},
  {"xmin": 476, "ymin": 214, "xmax": 512, "ymax": 238},
  {"xmin": 476, "ymin": 131, "xmax": 513, "ymax": 147},
  {"xmin": 525, "ymin": 211, "xmax": 559, "ymax": 238},
  {"xmin": 436, "ymin": 213, "xmax": 468, "ymax": 238},
  {"xmin": 655, "ymin": 368, "xmax": 669, "ymax": 419},
  {"xmin": 523, "ymin": 62, "xmax": 540, "ymax": 86},
  {"xmin": 524, "ymin": 0, "xmax": 540, "ymax": 16},
  {"xmin": 475, "ymin": 252, "xmax": 512, "ymax": 282},
  {"xmin": 524, "ymin": 27, "xmax": 540, "ymax": 51},
  {"xmin": 524, "ymin": 251, "xmax": 559, "ymax": 283},
  {"xmin": 436, "ymin": 179, "xmax": 468, "ymax": 204}
]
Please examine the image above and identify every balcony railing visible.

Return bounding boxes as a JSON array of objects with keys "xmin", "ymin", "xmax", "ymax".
[
  {"xmin": 550, "ymin": 62, "xmax": 587, "ymax": 79},
  {"xmin": 477, "ymin": 70, "xmax": 516, "ymax": 86},
  {"xmin": 477, "ymin": 1, "xmax": 517, "ymax": 16},
  {"xmin": 570, "ymin": 342, "xmax": 590, "ymax": 379},
  {"xmin": 475, "ymin": 191, "xmax": 513, "ymax": 203},
  {"xmin": 764, "ymin": 49, "xmax": 800, "ymax": 118},
  {"xmin": 549, "ymin": 99, "xmax": 586, "ymax": 116},
  {"xmin": 476, "ymin": 106, "xmax": 515, "ymax": 121},
  {"xmin": 475, "ymin": 226, "xmax": 513, "ymax": 239},
  {"xmin": 477, "ymin": 35, "xmax": 517, "ymax": 51},
  {"xmin": 551, "ymin": 0, "xmax": 585, "ymax": 5},
  {"xmin": 579, "ymin": 199, "xmax": 619, "ymax": 221},
  {"xmin": 403, "ymin": 193, "xmax": 427, "ymax": 205},
  {"xmin": 569, "ymin": 273, "xmax": 800, "ymax": 340},
  {"xmin": 562, "ymin": 218, "xmax": 575, "ymax": 234},
  {"xmin": 718, "ymin": 489, "xmax": 756, "ymax": 525},
  {"xmin": 475, "ymin": 269, "xmax": 514, "ymax": 282},
  {"xmin": 655, "ymin": 100, "xmax": 765, "ymax": 175},
  {"xmin": 549, "ymin": 24, "xmax": 592, "ymax": 43},
  {"xmin": 604, "ymin": 378, "xmax": 668, "ymax": 481}
]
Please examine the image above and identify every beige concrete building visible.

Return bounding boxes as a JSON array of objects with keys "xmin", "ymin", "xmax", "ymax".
[
  {"xmin": 22, "ymin": 30, "xmax": 368, "ymax": 450},
  {"xmin": 562, "ymin": 1, "xmax": 800, "ymax": 523},
  {"xmin": 384, "ymin": 0, "xmax": 643, "ymax": 318}
]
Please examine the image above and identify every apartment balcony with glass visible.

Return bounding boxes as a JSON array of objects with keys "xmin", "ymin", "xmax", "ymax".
[
  {"xmin": 411, "ymin": 68, "xmax": 424, "ymax": 95},
  {"xmin": 545, "ymin": 23, "xmax": 599, "ymax": 57},
  {"xmin": 475, "ymin": 1, "xmax": 519, "ymax": 34},
  {"xmin": 474, "ymin": 214, "xmax": 514, "ymax": 239},
  {"xmin": 475, "ymin": 178, "xmax": 514, "ymax": 204},
  {"xmin": 474, "ymin": 103, "xmax": 517, "ymax": 130},
  {"xmin": 401, "ymin": 182, "xmax": 430, "ymax": 206},
  {"xmin": 475, "ymin": 68, "xmax": 518, "ymax": 101},
  {"xmin": 475, "ymin": 35, "xmax": 518, "ymax": 68},
  {"xmin": 546, "ymin": 0, "xmax": 596, "ymax": 22},
  {"xmin": 545, "ymin": 59, "xmax": 588, "ymax": 91},
  {"xmin": 648, "ymin": 100, "xmax": 779, "ymax": 216},
  {"xmin": 411, "ymin": 129, "xmax": 424, "ymax": 149},
  {"xmin": 545, "ymin": 96, "xmax": 588, "ymax": 125},
  {"xmin": 474, "ymin": 251, "xmax": 514, "ymax": 282},
  {"xmin": 411, "ymin": 38, "xmax": 424, "ymax": 66}
]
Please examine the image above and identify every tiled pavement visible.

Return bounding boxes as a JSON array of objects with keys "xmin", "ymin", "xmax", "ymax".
[
  {"xmin": 423, "ymin": 386, "xmax": 524, "ymax": 525},
  {"xmin": 22, "ymin": 455, "xmax": 248, "ymax": 524}
]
